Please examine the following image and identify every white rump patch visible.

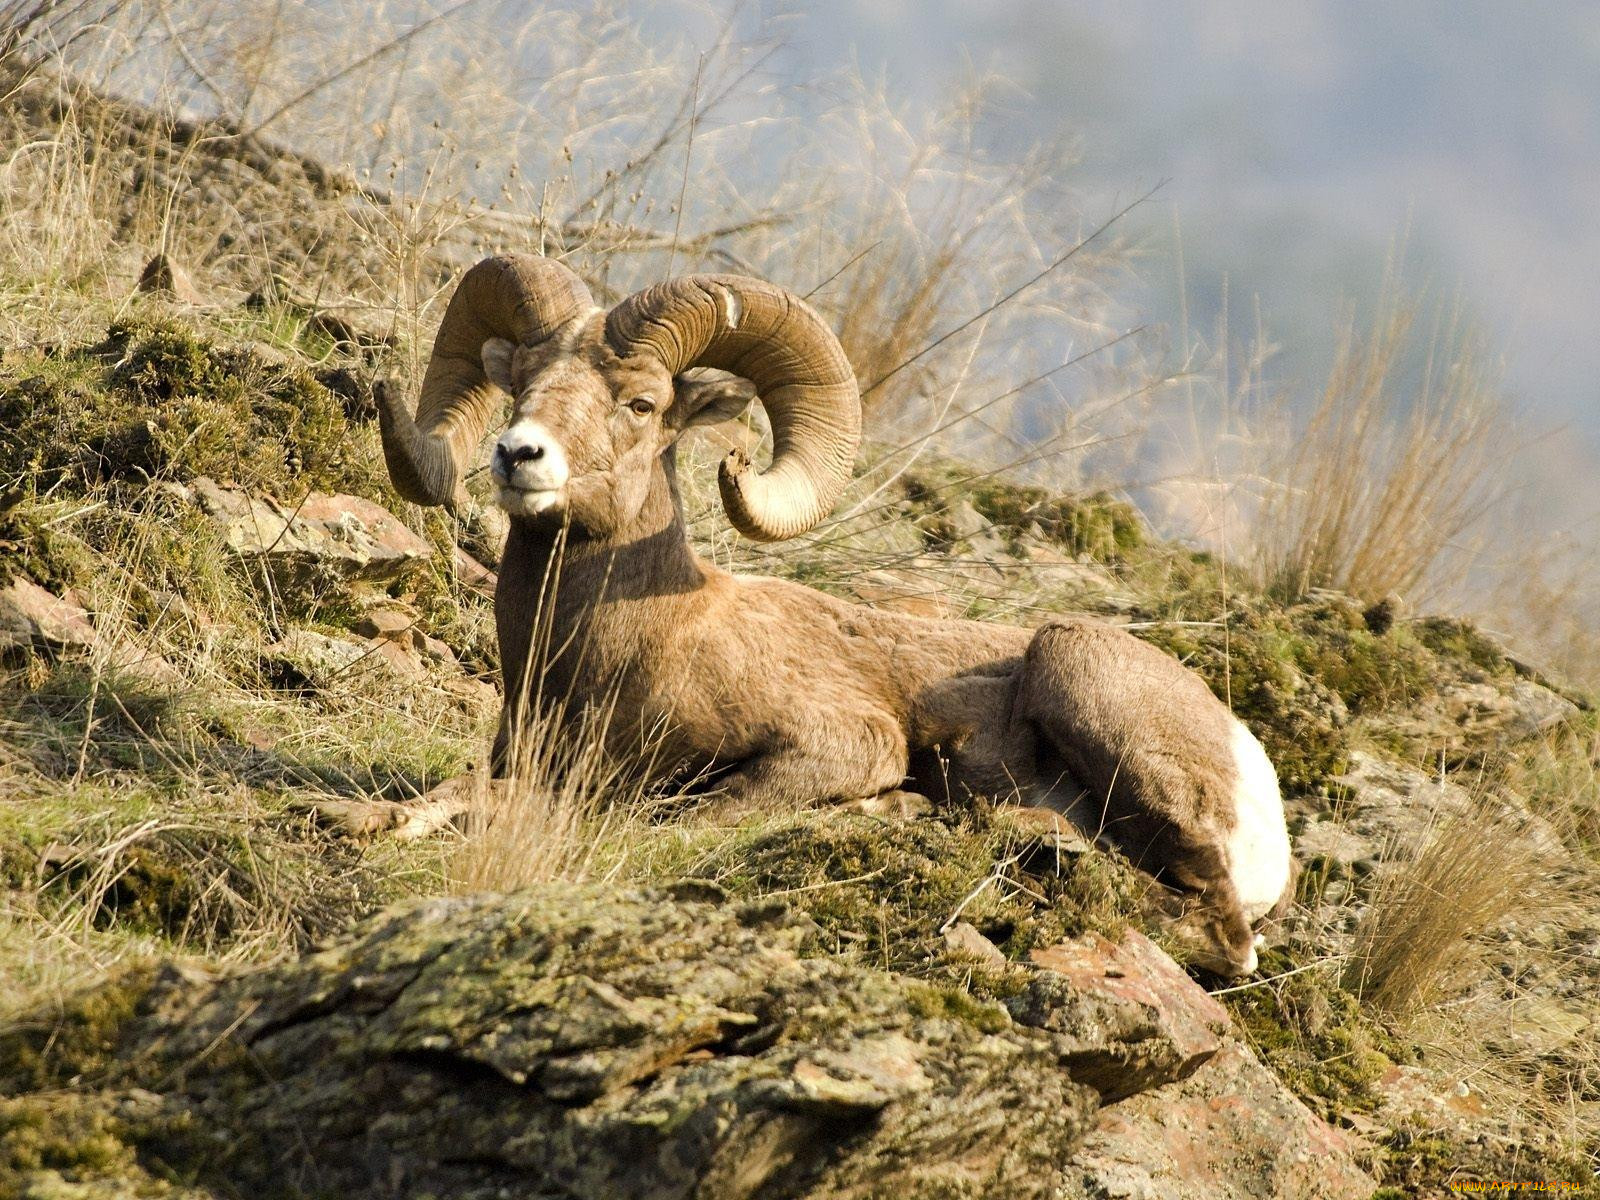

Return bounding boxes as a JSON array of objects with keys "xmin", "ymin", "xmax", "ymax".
[{"xmin": 1225, "ymin": 719, "xmax": 1291, "ymax": 923}]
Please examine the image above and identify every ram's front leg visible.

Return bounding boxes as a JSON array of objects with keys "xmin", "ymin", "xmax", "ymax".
[{"xmin": 708, "ymin": 710, "xmax": 911, "ymax": 817}]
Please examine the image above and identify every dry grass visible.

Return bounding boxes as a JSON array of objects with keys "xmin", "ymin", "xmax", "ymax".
[
  {"xmin": 0, "ymin": 0, "xmax": 1149, "ymax": 462},
  {"xmin": 445, "ymin": 698, "xmax": 656, "ymax": 895},
  {"xmin": 0, "ymin": 1, "xmax": 1162, "ymax": 1003},
  {"xmin": 1342, "ymin": 795, "xmax": 1555, "ymax": 1015},
  {"xmin": 1252, "ymin": 277, "xmax": 1509, "ymax": 607}
]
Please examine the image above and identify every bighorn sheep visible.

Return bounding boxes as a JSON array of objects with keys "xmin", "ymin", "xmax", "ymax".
[{"xmin": 377, "ymin": 255, "xmax": 1292, "ymax": 975}]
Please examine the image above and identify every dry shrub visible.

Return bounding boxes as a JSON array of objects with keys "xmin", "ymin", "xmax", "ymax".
[
  {"xmin": 1253, "ymin": 275, "xmax": 1509, "ymax": 606},
  {"xmin": 1343, "ymin": 798, "xmax": 1554, "ymax": 1014},
  {"xmin": 0, "ymin": 0, "xmax": 1147, "ymax": 487},
  {"xmin": 1476, "ymin": 523, "xmax": 1600, "ymax": 693}
]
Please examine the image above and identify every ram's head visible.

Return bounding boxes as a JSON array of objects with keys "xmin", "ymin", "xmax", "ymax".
[{"xmin": 377, "ymin": 255, "xmax": 861, "ymax": 541}]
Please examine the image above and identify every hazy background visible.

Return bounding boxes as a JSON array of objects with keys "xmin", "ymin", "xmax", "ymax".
[
  {"xmin": 779, "ymin": 0, "xmax": 1600, "ymax": 499},
  {"xmin": 10, "ymin": 0, "xmax": 1595, "ymax": 668}
]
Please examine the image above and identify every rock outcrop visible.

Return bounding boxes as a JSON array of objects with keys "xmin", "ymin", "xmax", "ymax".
[
  {"xmin": 185, "ymin": 475, "xmax": 432, "ymax": 588},
  {"xmin": 0, "ymin": 576, "xmax": 96, "ymax": 652},
  {"xmin": 1062, "ymin": 1040, "xmax": 1374, "ymax": 1200},
  {"xmin": 1, "ymin": 885, "xmax": 1374, "ymax": 1200}
]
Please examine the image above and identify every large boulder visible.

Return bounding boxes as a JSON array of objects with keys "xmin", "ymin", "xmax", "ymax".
[
  {"xmin": 0, "ymin": 887, "xmax": 1374, "ymax": 1200},
  {"xmin": 1, "ymin": 886, "xmax": 1100, "ymax": 1199}
]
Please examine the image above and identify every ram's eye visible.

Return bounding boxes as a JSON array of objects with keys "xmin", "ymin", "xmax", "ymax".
[{"xmin": 627, "ymin": 396, "xmax": 656, "ymax": 417}]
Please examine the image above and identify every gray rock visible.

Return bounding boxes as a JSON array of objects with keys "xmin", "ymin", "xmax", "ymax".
[
  {"xmin": 1328, "ymin": 750, "xmax": 1564, "ymax": 864},
  {"xmin": 187, "ymin": 476, "xmax": 431, "ymax": 588},
  {"xmin": 1378, "ymin": 677, "xmax": 1579, "ymax": 756},
  {"xmin": 1329, "ymin": 751, "xmax": 1475, "ymax": 860}
]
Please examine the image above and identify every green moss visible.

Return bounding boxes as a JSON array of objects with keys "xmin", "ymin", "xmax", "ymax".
[
  {"xmin": 0, "ymin": 321, "xmax": 386, "ymax": 505},
  {"xmin": 0, "ymin": 1096, "xmax": 156, "ymax": 1200},
  {"xmin": 1135, "ymin": 595, "xmax": 1501, "ymax": 791},
  {"xmin": 1412, "ymin": 616, "xmax": 1512, "ymax": 678},
  {"xmin": 0, "ymin": 494, "xmax": 95, "ymax": 592},
  {"xmin": 966, "ymin": 480, "xmax": 1145, "ymax": 559},
  {"xmin": 0, "ymin": 965, "xmax": 157, "ymax": 1093},
  {"xmin": 1373, "ymin": 1127, "xmax": 1599, "ymax": 1195},
  {"xmin": 703, "ymin": 813, "xmax": 1146, "ymax": 998},
  {"xmin": 904, "ymin": 982, "xmax": 1013, "ymax": 1034},
  {"xmin": 898, "ymin": 461, "xmax": 1145, "ymax": 562},
  {"xmin": 1224, "ymin": 944, "xmax": 1416, "ymax": 1119},
  {"xmin": 0, "ymin": 1098, "xmax": 131, "ymax": 1176}
]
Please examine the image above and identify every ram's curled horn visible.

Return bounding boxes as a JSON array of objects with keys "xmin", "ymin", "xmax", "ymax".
[
  {"xmin": 379, "ymin": 255, "xmax": 595, "ymax": 507},
  {"xmin": 606, "ymin": 275, "xmax": 861, "ymax": 542}
]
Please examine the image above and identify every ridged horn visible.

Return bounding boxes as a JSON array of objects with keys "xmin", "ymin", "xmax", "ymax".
[
  {"xmin": 378, "ymin": 255, "xmax": 594, "ymax": 506},
  {"xmin": 606, "ymin": 275, "xmax": 860, "ymax": 541}
]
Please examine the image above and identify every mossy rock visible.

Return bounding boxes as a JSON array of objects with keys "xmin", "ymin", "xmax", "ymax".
[
  {"xmin": 0, "ymin": 492, "xmax": 98, "ymax": 592},
  {"xmin": 0, "ymin": 886, "xmax": 1102, "ymax": 1200},
  {"xmin": 1134, "ymin": 595, "xmax": 1534, "ymax": 791},
  {"xmin": 967, "ymin": 479, "xmax": 1144, "ymax": 559},
  {"xmin": 702, "ymin": 812, "xmax": 1147, "ymax": 996},
  {"xmin": 1411, "ymin": 616, "xmax": 1513, "ymax": 679},
  {"xmin": 898, "ymin": 461, "xmax": 1145, "ymax": 562},
  {"xmin": 0, "ymin": 321, "xmax": 385, "ymax": 505}
]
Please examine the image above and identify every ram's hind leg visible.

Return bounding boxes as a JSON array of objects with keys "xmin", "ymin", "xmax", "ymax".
[
  {"xmin": 1014, "ymin": 618, "xmax": 1263, "ymax": 975},
  {"xmin": 908, "ymin": 673, "xmax": 1039, "ymax": 806}
]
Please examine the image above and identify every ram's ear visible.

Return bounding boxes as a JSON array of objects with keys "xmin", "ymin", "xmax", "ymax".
[
  {"xmin": 481, "ymin": 337, "xmax": 517, "ymax": 393},
  {"xmin": 668, "ymin": 369, "xmax": 758, "ymax": 432}
]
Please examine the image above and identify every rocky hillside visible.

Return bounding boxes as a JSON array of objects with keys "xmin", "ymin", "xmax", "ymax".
[{"xmin": 2, "ymin": 75, "xmax": 1598, "ymax": 1200}]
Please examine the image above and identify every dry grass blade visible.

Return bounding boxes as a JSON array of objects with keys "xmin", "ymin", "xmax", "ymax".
[
  {"xmin": 1343, "ymin": 797, "xmax": 1554, "ymax": 1014},
  {"xmin": 860, "ymin": 183, "xmax": 1159, "ymax": 402}
]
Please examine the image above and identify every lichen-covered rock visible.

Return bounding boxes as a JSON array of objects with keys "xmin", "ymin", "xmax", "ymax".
[
  {"xmin": 2, "ymin": 886, "xmax": 1103, "ymax": 1199},
  {"xmin": 1380, "ymin": 676, "xmax": 1580, "ymax": 759},
  {"xmin": 1015, "ymin": 930, "xmax": 1230, "ymax": 1103},
  {"xmin": 1314, "ymin": 751, "xmax": 1562, "ymax": 866},
  {"xmin": 1061, "ymin": 1040, "xmax": 1374, "ymax": 1200}
]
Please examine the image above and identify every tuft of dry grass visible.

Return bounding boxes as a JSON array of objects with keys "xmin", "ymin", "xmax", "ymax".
[
  {"xmin": 1342, "ymin": 796, "xmax": 1555, "ymax": 1014},
  {"xmin": 445, "ymin": 696, "xmax": 656, "ymax": 895},
  {"xmin": 1252, "ymin": 275, "xmax": 1510, "ymax": 608}
]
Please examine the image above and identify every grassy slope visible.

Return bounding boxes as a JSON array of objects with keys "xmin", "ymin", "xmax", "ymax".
[{"xmin": 2, "ymin": 305, "xmax": 1596, "ymax": 1193}]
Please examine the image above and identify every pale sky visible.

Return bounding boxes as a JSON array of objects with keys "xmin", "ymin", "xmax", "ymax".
[{"xmin": 780, "ymin": 0, "xmax": 1600, "ymax": 463}]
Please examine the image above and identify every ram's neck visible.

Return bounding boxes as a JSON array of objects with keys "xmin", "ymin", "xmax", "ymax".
[{"xmin": 494, "ymin": 450, "xmax": 706, "ymax": 703}]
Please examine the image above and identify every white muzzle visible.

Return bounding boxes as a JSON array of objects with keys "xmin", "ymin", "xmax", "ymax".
[{"xmin": 491, "ymin": 420, "xmax": 570, "ymax": 516}]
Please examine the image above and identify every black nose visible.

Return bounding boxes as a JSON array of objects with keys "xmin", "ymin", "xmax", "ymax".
[{"xmin": 495, "ymin": 442, "xmax": 544, "ymax": 467}]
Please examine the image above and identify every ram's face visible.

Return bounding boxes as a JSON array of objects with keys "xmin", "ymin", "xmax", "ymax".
[{"xmin": 482, "ymin": 319, "xmax": 678, "ymax": 537}]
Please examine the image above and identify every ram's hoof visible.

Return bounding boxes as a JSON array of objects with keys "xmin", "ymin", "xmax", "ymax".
[
  {"xmin": 840, "ymin": 789, "xmax": 933, "ymax": 818},
  {"xmin": 304, "ymin": 777, "xmax": 477, "ymax": 842}
]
